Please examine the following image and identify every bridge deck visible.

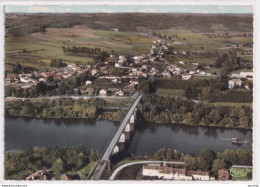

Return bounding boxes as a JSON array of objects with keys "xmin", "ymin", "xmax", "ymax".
[{"xmin": 91, "ymin": 93, "xmax": 143, "ymax": 180}]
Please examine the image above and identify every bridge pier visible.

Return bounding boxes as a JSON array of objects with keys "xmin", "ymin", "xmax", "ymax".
[{"xmin": 90, "ymin": 93, "xmax": 143, "ymax": 180}]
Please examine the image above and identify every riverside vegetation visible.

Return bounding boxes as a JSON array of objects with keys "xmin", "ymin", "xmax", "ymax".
[
  {"xmin": 5, "ymin": 146, "xmax": 252, "ymax": 180},
  {"xmin": 5, "ymin": 146, "xmax": 101, "ymax": 180}
]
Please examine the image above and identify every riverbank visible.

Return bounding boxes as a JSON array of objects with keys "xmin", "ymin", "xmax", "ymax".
[{"xmin": 5, "ymin": 94, "xmax": 253, "ymax": 130}]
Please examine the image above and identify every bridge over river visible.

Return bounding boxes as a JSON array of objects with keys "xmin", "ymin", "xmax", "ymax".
[{"xmin": 91, "ymin": 93, "xmax": 143, "ymax": 180}]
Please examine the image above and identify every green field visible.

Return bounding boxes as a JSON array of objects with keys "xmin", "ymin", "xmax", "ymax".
[
  {"xmin": 156, "ymin": 88, "xmax": 185, "ymax": 98},
  {"xmin": 5, "ymin": 28, "xmax": 154, "ymax": 72}
]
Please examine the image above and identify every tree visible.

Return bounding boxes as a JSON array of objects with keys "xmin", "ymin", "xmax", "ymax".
[
  {"xmin": 196, "ymin": 156, "xmax": 209, "ymax": 171},
  {"xmin": 212, "ymin": 159, "xmax": 226, "ymax": 173},
  {"xmin": 52, "ymin": 158, "xmax": 65, "ymax": 175},
  {"xmin": 173, "ymin": 149, "xmax": 180, "ymax": 160},
  {"xmin": 166, "ymin": 148, "xmax": 173, "ymax": 160},
  {"xmin": 35, "ymin": 82, "xmax": 47, "ymax": 95},
  {"xmin": 184, "ymin": 155, "xmax": 197, "ymax": 170},
  {"xmin": 198, "ymin": 149, "xmax": 216, "ymax": 166}
]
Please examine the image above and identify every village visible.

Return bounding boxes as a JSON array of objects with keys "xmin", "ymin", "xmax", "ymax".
[{"xmin": 5, "ymin": 37, "xmax": 253, "ymax": 98}]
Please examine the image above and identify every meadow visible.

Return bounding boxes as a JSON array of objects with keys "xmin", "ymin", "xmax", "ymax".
[{"xmin": 5, "ymin": 27, "xmax": 154, "ymax": 72}]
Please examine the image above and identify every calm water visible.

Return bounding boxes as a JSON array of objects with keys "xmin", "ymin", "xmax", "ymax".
[{"xmin": 5, "ymin": 117, "xmax": 252, "ymax": 155}]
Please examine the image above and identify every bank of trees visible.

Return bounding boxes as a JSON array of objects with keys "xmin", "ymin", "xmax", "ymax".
[
  {"xmin": 153, "ymin": 148, "xmax": 252, "ymax": 173},
  {"xmin": 62, "ymin": 46, "xmax": 109, "ymax": 62},
  {"xmin": 214, "ymin": 51, "xmax": 252, "ymax": 72},
  {"xmin": 5, "ymin": 98, "xmax": 131, "ymax": 122},
  {"xmin": 5, "ymin": 146, "xmax": 100, "ymax": 180},
  {"xmin": 138, "ymin": 94, "xmax": 252, "ymax": 129},
  {"xmin": 50, "ymin": 58, "xmax": 67, "ymax": 68},
  {"xmin": 5, "ymin": 98, "xmax": 104, "ymax": 119}
]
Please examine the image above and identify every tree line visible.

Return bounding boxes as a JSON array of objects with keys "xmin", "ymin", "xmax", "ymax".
[
  {"xmin": 5, "ymin": 98, "xmax": 130, "ymax": 121},
  {"xmin": 152, "ymin": 148, "xmax": 252, "ymax": 178},
  {"xmin": 137, "ymin": 94, "xmax": 252, "ymax": 129},
  {"xmin": 5, "ymin": 145, "xmax": 100, "ymax": 180}
]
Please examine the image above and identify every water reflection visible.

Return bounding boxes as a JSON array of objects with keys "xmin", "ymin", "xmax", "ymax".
[{"xmin": 5, "ymin": 117, "xmax": 252, "ymax": 156}]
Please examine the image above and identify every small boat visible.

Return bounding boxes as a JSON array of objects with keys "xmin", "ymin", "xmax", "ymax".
[{"xmin": 232, "ymin": 138, "xmax": 248, "ymax": 144}]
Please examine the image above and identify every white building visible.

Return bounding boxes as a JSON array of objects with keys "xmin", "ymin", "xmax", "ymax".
[
  {"xmin": 143, "ymin": 165, "xmax": 215, "ymax": 181},
  {"xmin": 85, "ymin": 80, "xmax": 92, "ymax": 85},
  {"xmin": 99, "ymin": 89, "xmax": 107, "ymax": 96},
  {"xmin": 228, "ymin": 79, "xmax": 242, "ymax": 89},
  {"xmin": 182, "ymin": 74, "xmax": 192, "ymax": 80},
  {"xmin": 115, "ymin": 90, "xmax": 124, "ymax": 96}
]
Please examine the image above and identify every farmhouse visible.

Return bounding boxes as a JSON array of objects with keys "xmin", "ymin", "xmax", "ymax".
[
  {"xmin": 99, "ymin": 89, "xmax": 107, "ymax": 96},
  {"xmin": 115, "ymin": 89, "xmax": 124, "ymax": 96},
  {"xmin": 182, "ymin": 74, "xmax": 192, "ymax": 80},
  {"xmin": 228, "ymin": 79, "xmax": 242, "ymax": 89}
]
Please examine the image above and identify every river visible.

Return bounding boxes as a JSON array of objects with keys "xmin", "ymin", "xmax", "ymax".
[{"xmin": 5, "ymin": 117, "xmax": 252, "ymax": 156}]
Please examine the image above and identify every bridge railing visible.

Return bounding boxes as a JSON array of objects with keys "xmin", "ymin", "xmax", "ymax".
[{"xmin": 90, "ymin": 92, "xmax": 142, "ymax": 179}]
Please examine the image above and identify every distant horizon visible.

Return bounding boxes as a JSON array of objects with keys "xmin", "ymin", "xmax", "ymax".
[{"xmin": 5, "ymin": 5, "xmax": 253, "ymax": 14}]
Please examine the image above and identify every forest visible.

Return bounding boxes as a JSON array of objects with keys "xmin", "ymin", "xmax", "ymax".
[
  {"xmin": 5, "ymin": 98, "xmax": 128, "ymax": 122},
  {"xmin": 137, "ymin": 94, "xmax": 252, "ymax": 129}
]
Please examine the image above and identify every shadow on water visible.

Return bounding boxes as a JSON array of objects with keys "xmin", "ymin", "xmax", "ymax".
[
  {"xmin": 180, "ymin": 125, "xmax": 199, "ymax": 136},
  {"xmin": 204, "ymin": 127, "xmax": 218, "ymax": 138}
]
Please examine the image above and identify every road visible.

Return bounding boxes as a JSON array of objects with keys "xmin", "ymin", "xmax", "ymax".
[
  {"xmin": 5, "ymin": 91, "xmax": 139, "ymax": 102},
  {"xmin": 231, "ymin": 165, "xmax": 253, "ymax": 169},
  {"xmin": 157, "ymin": 39, "xmax": 166, "ymax": 55},
  {"xmin": 109, "ymin": 160, "xmax": 184, "ymax": 180},
  {"xmin": 90, "ymin": 93, "xmax": 143, "ymax": 180}
]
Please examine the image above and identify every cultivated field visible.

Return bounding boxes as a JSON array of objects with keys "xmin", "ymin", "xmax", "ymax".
[
  {"xmin": 114, "ymin": 164, "xmax": 143, "ymax": 180},
  {"xmin": 5, "ymin": 26, "xmax": 154, "ymax": 72}
]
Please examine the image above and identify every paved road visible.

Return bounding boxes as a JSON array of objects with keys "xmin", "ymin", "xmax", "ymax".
[
  {"xmin": 90, "ymin": 93, "xmax": 143, "ymax": 180},
  {"xmin": 5, "ymin": 91, "xmax": 139, "ymax": 102},
  {"xmin": 157, "ymin": 39, "xmax": 166, "ymax": 55},
  {"xmin": 231, "ymin": 165, "xmax": 253, "ymax": 169},
  {"xmin": 109, "ymin": 160, "xmax": 184, "ymax": 180}
]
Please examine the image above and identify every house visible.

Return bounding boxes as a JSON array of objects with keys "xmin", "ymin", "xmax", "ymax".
[
  {"xmin": 91, "ymin": 69, "xmax": 98, "ymax": 76},
  {"xmin": 218, "ymin": 169, "xmax": 229, "ymax": 181},
  {"xmin": 162, "ymin": 70, "xmax": 171, "ymax": 78},
  {"xmin": 141, "ymin": 72, "xmax": 148, "ymax": 78},
  {"xmin": 246, "ymin": 75, "xmax": 253, "ymax": 81},
  {"xmin": 189, "ymin": 70, "xmax": 196, "ymax": 75},
  {"xmin": 118, "ymin": 55, "xmax": 125, "ymax": 60},
  {"xmin": 26, "ymin": 169, "xmax": 53, "ymax": 180},
  {"xmin": 130, "ymin": 79, "xmax": 139, "ymax": 85},
  {"xmin": 99, "ymin": 89, "xmax": 107, "ymax": 96},
  {"xmin": 245, "ymin": 83, "xmax": 250, "ymax": 90},
  {"xmin": 5, "ymin": 74, "xmax": 19, "ymax": 83},
  {"xmin": 228, "ymin": 79, "xmax": 242, "ymax": 89},
  {"xmin": 182, "ymin": 74, "xmax": 192, "ymax": 80},
  {"xmin": 111, "ymin": 79, "xmax": 118, "ymax": 84},
  {"xmin": 240, "ymin": 72, "xmax": 253, "ymax": 78},
  {"xmin": 42, "ymin": 72, "xmax": 53, "ymax": 78},
  {"xmin": 115, "ymin": 89, "xmax": 124, "ymax": 96},
  {"xmin": 142, "ymin": 164, "xmax": 215, "ymax": 181},
  {"xmin": 85, "ymin": 80, "xmax": 92, "ymax": 85},
  {"xmin": 123, "ymin": 84, "xmax": 135, "ymax": 92}
]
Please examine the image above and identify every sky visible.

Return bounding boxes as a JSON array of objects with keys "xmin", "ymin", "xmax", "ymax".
[{"xmin": 5, "ymin": 5, "xmax": 253, "ymax": 14}]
